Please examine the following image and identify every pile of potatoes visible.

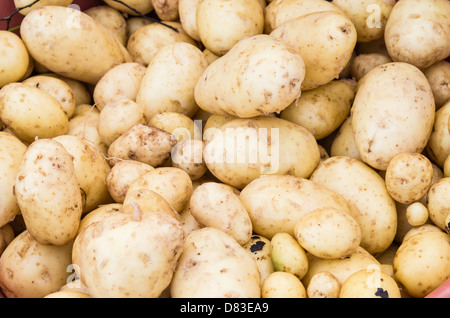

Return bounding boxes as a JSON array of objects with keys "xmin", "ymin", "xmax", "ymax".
[{"xmin": 0, "ymin": 0, "xmax": 449, "ymax": 298}]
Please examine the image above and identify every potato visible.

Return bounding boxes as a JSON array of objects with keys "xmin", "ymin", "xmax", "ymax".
[
  {"xmin": 44, "ymin": 73, "xmax": 92, "ymax": 106},
  {"xmin": 179, "ymin": 206, "xmax": 204, "ymax": 235},
  {"xmin": 270, "ymin": 232, "xmax": 308, "ymax": 279},
  {"xmin": 270, "ymin": 10, "xmax": 357, "ymax": 91},
  {"xmin": 402, "ymin": 224, "xmax": 443, "ymax": 242},
  {"xmin": 52, "ymin": 135, "xmax": 112, "ymax": 213},
  {"xmin": 178, "ymin": 0, "xmax": 201, "ymax": 41},
  {"xmin": 203, "ymin": 116, "xmax": 320, "ymax": 189},
  {"xmin": 384, "ymin": 0, "xmax": 450, "ymax": 70},
  {"xmin": 393, "ymin": 230, "xmax": 450, "ymax": 298},
  {"xmin": 44, "ymin": 291, "xmax": 90, "ymax": 298},
  {"xmin": 97, "ymin": 99, "xmax": 147, "ymax": 146},
  {"xmin": 0, "ymin": 83, "xmax": 68, "ymax": 143},
  {"xmin": 0, "ymin": 132, "xmax": 27, "ymax": 228},
  {"xmin": 84, "ymin": 5, "xmax": 127, "ymax": 46},
  {"xmin": 240, "ymin": 174, "xmax": 351, "ymax": 239},
  {"xmin": 427, "ymin": 100, "xmax": 450, "ymax": 167},
  {"xmin": 351, "ymin": 62, "xmax": 435, "ymax": 170},
  {"xmin": 195, "ymin": 34, "xmax": 305, "ymax": 118},
  {"xmin": 0, "ymin": 224, "xmax": 14, "ymax": 256},
  {"xmin": 330, "ymin": 116, "xmax": 362, "ymax": 161},
  {"xmin": 126, "ymin": 17, "xmax": 154, "ymax": 37},
  {"xmin": 126, "ymin": 21, "xmax": 196, "ymax": 66},
  {"xmin": 149, "ymin": 112, "xmax": 202, "ymax": 143},
  {"xmin": 170, "ymin": 227, "xmax": 260, "ymax": 298},
  {"xmin": 151, "ymin": 0, "xmax": 179, "ymax": 21},
  {"xmin": 136, "ymin": 42, "xmax": 209, "ymax": 120},
  {"xmin": 385, "ymin": 152, "xmax": 434, "ymax": 204},
  {"xmin": 306, "ymin": 272, "xmax": 341, "ymax": 298},
  {"xmin": 77, "ymin": 203, "xmax": 122, "ymax": 235},
  {"xmin": 294, "ymin": 207, "xmax": 361, "ymax": 259},
  {"xmin": 127, "ymin": 167, "xmax": 193, "ymax": 213},
  {"xmin": 196, "ymin": 0, "xmax": 264, "ymax": 56},
  {"xmin": 422, "ymin": 60, "xmax": 450, "ymax": 110},
  {"xmin": 20, "ymin": 6, "xmax": 132, "ymax": 85},
  {"xmin": 106, "ymin": 160, "xmax": 154, "ymax": 203},
  {"xmin": 93, "ymin": 62, "xmax": 147, "ymax": 111},
  {"xmin": 261, "ymin": 272, "xmax": 307, "ymax": 298},
  {"xmin": 22, "ymin": 75, "xmax": 76, "ymax": 119},
  {"xmin": 339, "ymin": 267, "xmax": 401, "ymax": 298},
  {"xmin": 242, "ymin": 235, "xmax": 274, "ymax": 286},
  {"xmin": 104, "ymin": 0, "xmax": 154, "ymax": 15},
  {"xmin": 202, "ymin": 114, "xmax": 236, "ymax": 142},
  {"xmin": 0, "ymin": 31, "xmax": 30, "ymax": 88},
  {"xmin": 13, "ymin": 0, "xmax": 73, "ymax": 15},
  {"xmin": 14, "ymin": 139, "xmax": 83, "ymax": 245},
  {"xmin": 310, "ymin": 156, "xmax": 397, "ymax": 255},
  {"xmin": 0, "ymin": 230, "xmax": 73, "ymax": 298},
  {"xmin": 73, "ymin": 206, "xmax": 185, "ymax": 298},
  {"xmin": 349, "ymin": 53, "xmax": 392, "ymax": 81},
  {"xmin": 171, "ymin": 139, "xmax": 207, "ymax": 180},
  {"xmin": 406, "ymin": 202, "xmax": 429, "ymax": 227},
  {"xmin": 107, "ymin": 124, "xmax": 176, "ymax": 167},
  {"xmin": 332, "ymin": 0, "xmax": 395, "ymax": 43},
  {"xmin": 280, "ymin": 80, "xmax": 354, "ymax": 140},
  {"xmin": 427, "ymin": 177, "xmax": 450, "ymax": 231}
]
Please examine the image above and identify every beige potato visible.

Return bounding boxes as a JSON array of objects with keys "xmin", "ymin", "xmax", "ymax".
[
  {"xmin": 170, "ymin": 227, "xmax": 261, "ymax": 298},
  {"xmin": 339, "ymin": 268, "xmax": 401, "ymax": 298},
  {"xmin": 84, "ymin": 5, "xmax": 127, "ymax": 46},
  {"xmin": 202, "ymin": 114, "xmax": 236, "ymax": 142},
  {"xmin": 0, "ymin": 132, "xmax": 27, "ymax": 228},
  {"xmin": 106, "ymin": 160, "xmax": 154, "ymax": 203},
  {"xmin": 195, "ymin": 34, "xmax": 305, "ymax": 118},
  {"xmin": 270, "ymin": 11, "xmax": 357, "ymax": 91},
  {"xmin": 44, "ymin": 73, "xmax": 92, "ymax": 106},
  {"xmin": 178, "ymin": 0, "xmax": 201, "ymax": 41},
  {"xmin": 0, "ymin": 224, "xmax": 14, "ymax": 256},
  {"xmin": 13, "ymin": 0, "xmax": 73, "ymax": 15},
  {"xmin": 280, "ymin": 80, "xmax": 354, "ymax": 140},
  {"xmin": 240, "ymin": 174, "xmax": 351, "ymax": 239},
  {"xmin": 351, "ymin": 63, "xmax": 435, "ymax": 170},
  {"xmin": 261, "ymin": 272, "xmax": 307, "ymax": 298},
  {"xmin": 427, "ymin": 101, "xmax": 450, "ymax": 168},
  {"xmin": 384, "ymin": 0, "xmax": 450, "ymax": 69},
  {"xmin": 149, "ymin": 112, "xmax": 202, "ymax": 143},
  {"xmin": 406, "ymin": 202, "xmax": 429, "ymax": 227},
  {"xmin": 77, "ymin": 203, "xmax": 122, "ymax": 235},
  {"xmin": 0, "ymin": 83, "xmax": 68, "ymax": 143},
  {"xmin": 393, "ymin": 230, "xmax": 450, "ymax": 298},
  {"xmin": 402, "ymin": 224, "xmax": 443, "ymax": 242},
  {"xmin": 136, "ymin": 42, "xmax": 209, "ymax": 120},
  {"xmin": 73, "ymin": 206, "xmax": 185, "ymax": 298},
  {"xmin": 171, "ymin": 139, "xmax": 207, "ymax": 180},
  {"xmin": 427, "ymin": 177, "xmax": 450, "ymax": 231},
  {"xmin": 20, "ymin": 6, "xmax": 132, "ymax": 85},
  {"xmin": 422, "ymin": 60, "xmax": 450, "ymax": 110},
  {"xmin": 330, "ymin": 116, "xmax": 362, "ymax": 161},
  {"xmin": 306, "ymin": 271, "xmax": 341, "ymax": 298},
  {"xmin": 350, "ymin": 53, "xmax": 393, "ymax": 81},
  {"xmin": 270, "ymin": 232, "xmax": 308, "ymax": 279},
  {"xmin": 93, "ymin": 62, "xmax": 147, "ymax": 111},
  {"xmin": 0, "ymin": 230, "xmax": 73, "ymax": 298},
  {"xmin": 294, "ymin": 207, "xmax": 361, "ymax": 259},
  {"xmin": 97, "ymin": 99, "xmax": 147, "ymax": 146},
  {"xmin": 15, "ymin": 139, "xmax": 83, "ymax": 245},
  {"xmin": 242, "ymin": 235, "xmax": 274, "ymax": 286},
  {"xmin": 104, "ymin": 0, "xmax": 154, "ymax": 15},
  {"xmin": 0, "ymin": 31, "xmax": 30, "ymax": 88},
  {"xmin": 107, "ymin": 124, "xmax": 176, "ymax": 167},
  {"xmin": 126, "ymin": 21, "xmax": 196, "ymax": 66},
  {"xmin": 151, "ymin": 0, "xmax": 179, "ymax": 21}
]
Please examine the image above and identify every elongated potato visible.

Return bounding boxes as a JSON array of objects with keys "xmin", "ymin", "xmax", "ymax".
[
  {"xmin": 14, "ymin": 139, "xmax": 83, "ymax": 245},
  {"xmin": 270, "ymin": 232, "xmax": 308, "ymax": 279},
  {"xmin": 0, "ymin": 31, "xmax": 30, "ymax": 88},
  {"xmin": 178, "ymin": 0, "xmax": 201, "ymax": 41},
  {"xmin": 20, "ymin": 6, "xmax": 132, "ymax": 85}
]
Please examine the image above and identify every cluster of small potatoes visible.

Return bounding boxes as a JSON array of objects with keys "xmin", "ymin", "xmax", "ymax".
[{"xmin": 0, "ymin": 0, "xmax": 449, "ymax": 298}]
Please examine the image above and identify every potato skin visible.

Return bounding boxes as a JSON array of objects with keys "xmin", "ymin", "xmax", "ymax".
[
  {"xmin": 0, "ymin": 31, "xmax": 30, "ymax": 88},
  {"xmin": 427, "ymin": 177, "xmax": 450, "ymax": 231}
]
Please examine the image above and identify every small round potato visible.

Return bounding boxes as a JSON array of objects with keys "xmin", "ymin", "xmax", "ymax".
[
  {"xmin": 171, "ymin": 139, "xmax": 207, "ymax": 180},
  {"xmin": 427, "ymin": 177, "xmax": 450, "ymax": 231},
  {"xmin": 406, "ymin": 202, "xmax": 429, "ymax": 227},
  {"xmin": 306, "ymin": 271, "xmax": 341, "ymax": 298},
  {"xmin": 0, "ymin": 31, "xmax": 30, "ymax": 88},
  {"xmin": 349, "ymin": 53, "xmax": 392, "ymax": 81},
  {"xmin": 242, "ymin": 235, "xmax": 274, "ymax": 286},
  {"xmin": 422, "ymin": 60, "xmax": 450, "ymax": 110},
  {"xmin": 261, "ymin": 272, "xmax": 307, "ymax": 298}
]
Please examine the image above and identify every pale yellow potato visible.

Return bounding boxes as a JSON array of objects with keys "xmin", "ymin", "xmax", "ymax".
[
  {"xmin": 178, "ymin": 206, "xmax": 204, "ymax": 235},
  {"xmin": 352, "ymin": 63, "xmax": 435, "ymax": 170},
  {"xmin": 385, "ymin": 152, "xmax": 434, "ymax": 204},
  {"xmin": 72, "ymin": 207, "xmax": 185, "ymax": 298},
  {"xmin": 270, "ymin": 11, "xmax": 357, "ymax": 91},
  {"xmin": 179, "ymin": 0, "xmax": 201, "ymax": 41},
  {"xmin": 240, "ymin": 174, "xmax": 351, "ymax": 239},
  {"xmin": 149, "ymin": 112, "xmax": 202, "ymax": 143},
  {"xmin": 294, "ymin": 207, "xmax": 361, "ymax": 259},
  {"xmin": 262, "ymin": 272, "xmax": 307, "ymax": 298},
  {"xmin": 126, "ymin": 21, "xmax": 196, "ymax": 66},
  {"xmin": 170, "ymin": 227, "xmax": 261, "ymax": 298},
  {"xmin": 106, "ymin": 160, "xmax": 154, "ymax": 203},
  {"xmin": 427, "ymin": 177, "xmax": 450, "ymax": 231},
  {"xmin": 22, "ymin": 75, "xmax": 76, "ymax": 119},
  {"xmin": 44, "ymin": 73, "xmax": 92, "ymax": 106},
  {"xmin": 330, "ymin": 116, "xmax": 362, "ymax": 161},
  {"xmin": 53, "ymin": 135, "xmax": 112, "ymax": 213},
  {"xmin": 332, "ymin": 0, "xmax": 395, "ymax": 43},
  {"xmin": 77, "ymin": 203, "xmax": 122, "ymax": 235},
  {"xmin": 339, "ymin": 268, "xmax": 401, "ymax": 298},
  {"xmin": 104, "ymin": 0, "xmax": 154, "ymax": 15},
  {"xmin": 196, "ymin": 0, "xmax": 264, "ymax": 56},
  {"xmin": 402, "ymin": 224, "xmax": 443, "ymax": 242},
  {"xmin": 0, "ymin": 31, "xmax": 30, "ymax": 88},
  {"xmin": 93, "ymin": 62, "xmax": 147, "ymax": 111},
  {"xmin": 406, "ymin": 202, "xmax": 429, "ymax": 227},
  {"xmin": 107, "ymin": 124, "xmax": 176, "ymax": 167},
  {"xmin": 270, "ymin": 232, "xmax": 308, "ymax": 279},
  {"xmin": 349, "ymin": 53, "xmax": 392, "ymax": 81},
  {"xmin": 0, "ymin": 83, "xmax": 68, "ymax": 143},
  {"xmin": 20, "ymin": 6, "xmax": 132, "ymax": 85},
  {"xmin": 384, "ymin": 0, "xmax": 450, "ymax": 70},
  {"xmin": 422, "ymin": 60, "xmax": 450, "ymax": 110},
  {"xmin": 151, "ymin": 0, "xmax": 179, "ymax": 21},
  {"xmin": 202, "ymin": 114, "xmax": 236, "ymax": 142},
  {"xmin": 0, "ymin": 224, "xmax": 14, "ymax": 256},
  {"xmin": 280, "ymin": 80, "xmax": 354, "ymax": 140},
  {"xmin": 98, "ymin": 99, "xmax": 147, "ymax": 146},
  {"xmin": 310, "ymin": 156, "xmax": 397, "ymax": 255},
  {"xmin": 15, "ymin": 139, "xmax": 83, "ymax": 245},
  {"xmin": 84, "ymin": 5, "xmax": 127, "ymax": 46},
  {"xmin": 427, "ymin": 100, "xmax": 450, "ymax": 168},
  {"xmin": 306, "ymin": 272, "xmax": 341, "ymax": 298},
  {"xmin": 0, "ymin": 132, "xmax": 27, "ymax": 228},
  {"xmin": 44, "ymin": 291, "xmax": 90, "ymax": 298},
  {"xmin": 195, "ymin": 34, "xmax": 305, "ymax": 118},
  {"xmin": 126, "ymin": 17, "xmax": 153, "ymax": 37},
  {"xmin": 242, "ymin": 235, "xmax": 274, "ymax": 286},
  {"xmin": 393, "ymin": 230, "xmax": 450, "ymax": 298},
  {"xmin": 0, "ymin": 230, "xmax": 73, "ymax": 298},
  {"xmin": 127, "ymin": 167, "xmax": 193, "ymax": 213},
  {"xmin": 14, "ymin": 0, "xmax": 73, "ymax": 15},
  {"xmin": 171, "ymin": 139, "xmax": 207, "ymax": 180}
]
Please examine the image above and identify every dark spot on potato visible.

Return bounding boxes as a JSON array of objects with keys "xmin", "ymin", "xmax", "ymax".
[
  {"xmin": 250, "ymin": 240, "xmax": 266, "ymax": 253},
  {"xmin": 375, "ymin": 288, "xmax": 389, "ymax": 298}
]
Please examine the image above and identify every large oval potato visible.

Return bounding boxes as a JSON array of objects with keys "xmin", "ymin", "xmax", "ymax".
[
  {"xmin": 351, "ymin": 62, "xmax": 435, "ymax": 170},
  {"xmin": 20, "ymin": 6, "xmax": 132, "ymax": 85},
  {"xmin": 0, "ymin": 31, "xmax": 30, "ymax": 88}
]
